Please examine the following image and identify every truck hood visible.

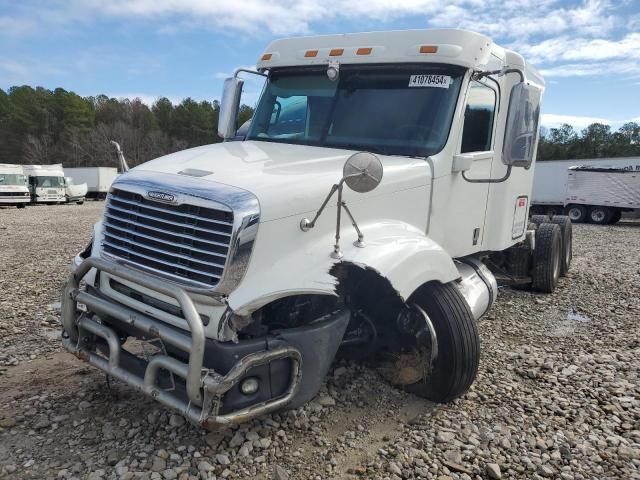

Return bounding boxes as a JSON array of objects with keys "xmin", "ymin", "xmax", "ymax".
[{"xmin": 133, "ymin": 140, "xmax": 429, "ymax": 222}]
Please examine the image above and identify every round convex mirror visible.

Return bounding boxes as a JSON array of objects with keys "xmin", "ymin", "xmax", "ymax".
[{"xmin": 343, "ymin": 152, "xmax": 384, "ymax": 193}]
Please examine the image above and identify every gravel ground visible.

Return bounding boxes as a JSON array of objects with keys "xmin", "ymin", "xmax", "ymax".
[{"xmin": 0, "ymin": 204, "xmax": 639, "ymax": 480}]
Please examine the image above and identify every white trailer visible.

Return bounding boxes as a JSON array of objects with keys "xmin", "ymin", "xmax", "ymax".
[
  {"xmin": 62, "ymin": 29, "xmax": 573, "ymax": 428},
  {"xmin": 64, "ymin": 167, "xmax": 118, "ymax": 200},
  {"xmin": 531, "ymin": 157, "xmax": 640, "ymax": 217},
  {"xmin": 562, "ymin": 166, "xmax": 640, "ymax": 224},
  {"xmin": 23, "ymin": 164, "xmax": 66, "ymax": 204},
  {"xmin": 0, "ymin": 164, "xmax": 30, "ymax": 207}
]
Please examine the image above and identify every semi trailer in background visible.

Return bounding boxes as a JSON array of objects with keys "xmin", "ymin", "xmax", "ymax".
[
  {"xmin": 23, "ymin": 164, "xmax": 66, "ymax": 204},
  {"xmin": 531, "ymin": 157, "xmax": 640, "ymax": 223},
  {"xmin": 0, "ymin": 164, "xmax": 30, "ymax": 207},
  {"xmin": 64, "ymin": 167, "xmax": 118, "ymax": 200}
]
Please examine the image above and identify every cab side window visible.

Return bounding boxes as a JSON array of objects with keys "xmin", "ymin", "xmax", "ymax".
[{"xmin": 461, "ymin": 81, "xmax": 496, "ymax": 153}]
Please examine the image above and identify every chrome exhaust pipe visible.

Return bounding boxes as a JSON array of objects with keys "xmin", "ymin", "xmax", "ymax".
[{"xmin": 455, "ymin": 258, "xmax": 498, "ymax": 320}]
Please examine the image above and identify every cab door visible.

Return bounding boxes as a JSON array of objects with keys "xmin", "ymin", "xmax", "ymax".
[{"xmin": 442, "ymin": 79, "xmax": 498, "ymax": 255}]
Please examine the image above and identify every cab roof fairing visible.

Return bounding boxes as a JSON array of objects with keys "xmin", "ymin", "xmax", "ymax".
[{"xmin": 256, "ymin": 28, "xmax": 495, "ymax": 72}]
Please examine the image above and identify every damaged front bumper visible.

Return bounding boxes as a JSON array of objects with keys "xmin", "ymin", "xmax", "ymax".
[{"xmin": 61, "ymin": 257, "xmax": 348, "ymax": 427}]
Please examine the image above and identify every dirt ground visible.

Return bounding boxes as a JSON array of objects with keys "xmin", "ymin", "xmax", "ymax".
[{"xmin": 0, "ymin": 203, "xmax": 638, "ymax": 480}]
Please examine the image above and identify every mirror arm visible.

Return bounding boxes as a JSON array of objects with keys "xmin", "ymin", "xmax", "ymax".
[
  {"xmin": 340, "ymin": 201, "xmax": 365, "ymax": 248},
  {"xmin": 474, "ymin": 67, "xmax": 525, "ymax": 83},
  {"xmin": 234, "ymin": 68, "xmax": 268, "ymax": 78},
  {"xmin": 300, "ymin": 183, "xmax": 340, "ymax": 231},
  {"xmin": 462, "ymin": 165, "xmax": 512, "ymax": 184}
]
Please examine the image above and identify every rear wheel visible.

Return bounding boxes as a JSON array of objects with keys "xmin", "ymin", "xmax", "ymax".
[
  {"xmin": 549, "ymin": 215, "xmax": 572, "ymax": 276},
  {"xmin": 532, "ymin": 223, "xmax": 562, "ymax": 293},
  {"xmin": 385, "ymin": 282, "xmax": 480, "ymax": 403},
  {"xmin": 589, "ymin": 206, "xmax": 611, "ymax": 225},
  {"xmin": 566, "ymin": 205, "xmax": 587, "ymax": 223},
  {"xmin": 16, "ymin": 203, "xmax": 26, "ymax": 209},
  {"xmin": 530, "ymin": 214, "xmax": 550, "ymax": 227},
  {"xmin": 608, "ymin": 210, "xmax": 621, "ymax": 224}
]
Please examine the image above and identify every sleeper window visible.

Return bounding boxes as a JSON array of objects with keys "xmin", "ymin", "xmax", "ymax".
[{"xmin": 461, "ymin": 81, "xmax": 496, "ymax": 153}]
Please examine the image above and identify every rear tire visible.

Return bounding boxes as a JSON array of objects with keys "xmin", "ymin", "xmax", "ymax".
[
  {"xmin": 530, "ymin": 214, "xmax": 549, "ymax": 227},
  {"xmin": 549, "ymin": 215, "xmax": 572, "ymax": 276},
  {"xmin": 532, "ymin": 223, "xmax": 562, "ymax": 293},
  {"xmin": 402, "ymin": 282, "xmax": 480, "ymax": 403},
  {"xmin": 608, "ymin": 210, "xmax": 621, "ymax": 224},
  {"xmin": 17, "ymin": 204, "xmax": 26, "ymax": 209},
  {"xmin": 566, "ymin": 205, "xmax": 587, "ymax": 223},
  {"xmin": 589, "ymin": 206, "xmax": 611, "ymax": 225}
]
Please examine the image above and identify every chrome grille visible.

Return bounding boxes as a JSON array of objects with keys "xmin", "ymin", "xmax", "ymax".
[{"xmin": 103, "ymin": 188, "xmax": 234, "ymax": 288}]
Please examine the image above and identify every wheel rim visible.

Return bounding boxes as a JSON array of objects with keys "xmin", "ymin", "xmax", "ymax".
[
  {"xmin": 591, "ymin": 210, "xmax": 605, "ymax": 222},
  {"xmin": 568, "ymin": 208, "xmax": 581, "ymax": 221}
]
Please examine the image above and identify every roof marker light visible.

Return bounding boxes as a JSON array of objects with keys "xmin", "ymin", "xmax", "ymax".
[
  {"xmin": 420, "ymin": 45, "xmax": 438, "ymax": 54},
  {"xmin": 356, "ymin": 47, "xmax": 372, "ymax": 55},
  {"xmin": 261, "ymin": 53, "xmax": 272, "ymax": 61},
  {"xmin": 305, "ymin": 50, "xmax": 318, "ymax": 58},
  {"xmin": 329, "ymin": 48, "xmax": 344, "ymax": 56}
]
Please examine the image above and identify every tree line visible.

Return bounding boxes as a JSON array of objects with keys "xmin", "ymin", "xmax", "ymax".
[
  {"xmin": 537, "ymin": 122, "xmax": 640, "ymax": 160},
  {"xmin": 0, "ymin": 86, "xmax": 254, "ymax": 168},
  {"xmin": 1, "ymin": 85, "xmax": 638, "ymax": 167}
]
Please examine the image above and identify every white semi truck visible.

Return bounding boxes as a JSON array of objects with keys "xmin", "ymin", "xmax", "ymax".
[
  {"xmin": 61, "ymin": 29, "xmax": 571, "ymax": 428},
  {"xmin": 531, "ymin": 157, "xmax": 640, "ymax": 223},
  {"xmin": 23, "ymin": 164, "xmax": 67, "ymax": 204},
  {"xmin": 64, "ymin": 167, "xmax": 118, "ymax": 200},
  {"xmin": 0, "ymin": 164, "xmax": 30, "ymax": 207}
]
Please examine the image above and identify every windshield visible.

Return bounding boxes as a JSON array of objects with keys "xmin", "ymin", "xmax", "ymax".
[
  {"xmin": 33, "ymin": 176, "xmax": 65, "ymax": 188},
  {"xmin": 247, "ymin": 64, "xmax": 465, "ymax": 156},
  {"xmin": 0, "ymin": 174, "xmax": 27, "ymax": 186}
]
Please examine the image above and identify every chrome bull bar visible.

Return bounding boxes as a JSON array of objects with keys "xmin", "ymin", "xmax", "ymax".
[{"xmin": 61, "ymin": 257, "xmax": 303, "ymax": 426}]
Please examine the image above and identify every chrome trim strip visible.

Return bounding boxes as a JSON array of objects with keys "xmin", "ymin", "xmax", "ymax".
[
  {"xmin": 110, "ymin": 195, "xmax": 233, "ymax": 227},
  {"xmin": 105, "ymin": 170, "xmax": 261, "ymax": 296},
  {"xmin": 103, "ymin": 241, "xmax": 223, "ymax": 279},
  {"xmin": 106, "ymin": 203, "xmax": 233, "ymax": 237},
  {"xmin": 104, "ymin": 233, "xmax": 227, "ymax": 268},
  {"xmin": 104, "ymin": 216, "xmax": 231, "ymax": 249},
  {"xmin": 104, "ymin": 222, "xmax": 228, "ymax": 258}
]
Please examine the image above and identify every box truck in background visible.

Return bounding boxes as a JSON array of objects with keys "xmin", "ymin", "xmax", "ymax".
[
  {"xmin": 64, "ymin": 177, "xmax": 88, "ymax": 204},
  {"xmin": 64, "ymin": 167, "xmax": 118, "ymax": 200},
  {"xmin": 531, "ymin": 157, "xmax": 640, "ymax": 223},
  {"xmin": 23, "ymin": 164, "xmax": 66, "ymax": 204},
  {"xmin": 0, "ymin": 164, "xmax": 30, "ymax": 207}
]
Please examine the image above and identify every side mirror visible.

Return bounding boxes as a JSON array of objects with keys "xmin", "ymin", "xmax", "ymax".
[
  {"xmin": 342, "ymin": 152, "xmax": 384, "ymax": 193},
  {"xmin": 503, "ymin": 82, "xmax": 542, "ymax": 168},
  {"xmin": 218, "ymin": 77, "xmax": 244, "ymax": 140}
]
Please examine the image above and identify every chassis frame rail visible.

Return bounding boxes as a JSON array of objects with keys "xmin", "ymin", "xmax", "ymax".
[{"xmin": 61, "ymin": 256, "xmax": 303, "ymax": 426}]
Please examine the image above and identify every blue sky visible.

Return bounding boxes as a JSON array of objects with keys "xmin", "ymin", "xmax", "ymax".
[{"xmin": 1, "ymin": 0, "xmax": 639, "ymax": 131}]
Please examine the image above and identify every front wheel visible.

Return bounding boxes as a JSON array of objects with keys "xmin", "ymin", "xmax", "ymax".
[{"xmin": 387, "ymin": 282, "xmax": 480, "ymax": 403}]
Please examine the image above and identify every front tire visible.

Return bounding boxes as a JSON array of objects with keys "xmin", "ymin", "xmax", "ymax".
[{"xmin": 402, "ymin": 282, "xmax": 480, "ymax": 403}]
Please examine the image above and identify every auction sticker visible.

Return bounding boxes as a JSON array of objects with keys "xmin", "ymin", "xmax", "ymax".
[{"xmin": 408, "ymin": 74, "xmax": 451, "ymax": 88}]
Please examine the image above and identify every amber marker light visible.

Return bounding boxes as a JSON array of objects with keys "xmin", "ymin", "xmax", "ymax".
[
  {"xmin": 420, "ymin": 45, "xmax": 438, "ymax": 54},
  {"xmin": 356, "ymin": 47, "xmax": 373, "ymax": 55},
  {"xmin": 261, "ymin": 53, "xmax": 272, "ymax": 61},
  {"xmin": 305, "ymin": 50, "xmax": 319, "ymax": 57},
  {"xmin": 329, "ymin": 48, "xmax": 344, "ymax": 56}
]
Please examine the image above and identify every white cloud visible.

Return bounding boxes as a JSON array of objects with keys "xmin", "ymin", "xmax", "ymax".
[{"xmin": 542, "ymin": 113, "xmax": 611, "ymax": 129}]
